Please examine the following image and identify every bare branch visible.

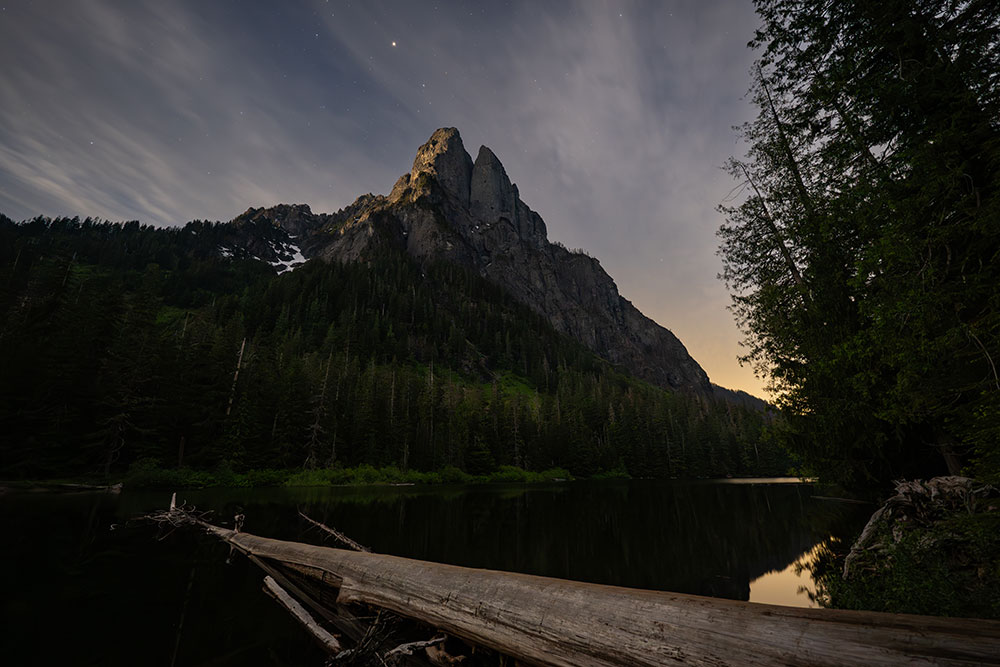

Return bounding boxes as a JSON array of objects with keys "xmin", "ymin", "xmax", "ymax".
[
  {"xmin": 264, "ymin": 576, "xmax": 343, "ymax": 654},
  {"xmin": 299, "ymin": 510, "xmax": 371, "ymax": 552},
  {"xmin": 384, "ymin": 635, "xmax": 446, "ymax": 662}
]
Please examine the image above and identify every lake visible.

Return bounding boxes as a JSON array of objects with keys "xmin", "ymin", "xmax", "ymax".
[{"xmin": 0, "ymin": 479, "xmax": 868, "ymax": 666}]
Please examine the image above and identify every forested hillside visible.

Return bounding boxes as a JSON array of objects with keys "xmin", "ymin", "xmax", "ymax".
[{"xmin": 0, "ymin": 215, "xmax": 781, "ymax": 480}]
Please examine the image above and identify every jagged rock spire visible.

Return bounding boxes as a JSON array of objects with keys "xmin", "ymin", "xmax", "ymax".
[
  {"xmin": 470, "ymin": 145, "xmax": 516, "ymax": 223},
  {"xmin": 408, "ymin": 127, "xmax": 473, "ymax": 207}
]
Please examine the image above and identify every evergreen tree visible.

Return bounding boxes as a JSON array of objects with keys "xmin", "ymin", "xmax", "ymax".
[
  {"xmin": 0, "ymin": 215, "xmax": 783, "ymax": 480},
  {"xmin": 720, "ymin": 0, "xmax": 1000, "ymax": 489}
]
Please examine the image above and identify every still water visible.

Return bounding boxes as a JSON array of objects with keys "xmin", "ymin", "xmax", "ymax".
[{"xmin": 1, "ymin": 479, "xmax": 867, "ymax": 666}]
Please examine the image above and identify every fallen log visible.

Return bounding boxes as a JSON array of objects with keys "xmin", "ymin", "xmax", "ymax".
[
  {"xmin": 263, "ymin": 575, "xmax": 343, "ymax": 654},
  {"xmin": 201, "ymin": 524, "xmax": 1000, "ymax": 667}
]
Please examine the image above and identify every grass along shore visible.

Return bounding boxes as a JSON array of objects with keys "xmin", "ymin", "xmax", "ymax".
[{"xmin": 119, "ymin": 459, "xmax": 585, "ymax": 489}]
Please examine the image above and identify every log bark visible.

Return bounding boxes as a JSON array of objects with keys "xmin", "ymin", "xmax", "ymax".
[{"xmin": 211, "ymin": 527, "xmax": 1000, "ymax": 667}]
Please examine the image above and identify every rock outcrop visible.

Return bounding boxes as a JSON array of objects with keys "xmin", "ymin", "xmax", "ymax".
[{"xmin": 235, "ymin": 128, "xmax": 712, "ymax": 393}]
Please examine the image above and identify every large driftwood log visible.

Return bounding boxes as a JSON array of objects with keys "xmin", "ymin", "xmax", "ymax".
[{"xmin": 204, "ymin": 525, "xmax": 1000, "ymax": 667}]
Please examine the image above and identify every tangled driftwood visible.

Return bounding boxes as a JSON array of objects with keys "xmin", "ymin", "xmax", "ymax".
[
  {"xmin": 843, "ymin": 476, "xmax": 999, "ymax": 578},
  {"xmin": 146, "ymin": 497, "xmax": 465, "ymax": 666}
]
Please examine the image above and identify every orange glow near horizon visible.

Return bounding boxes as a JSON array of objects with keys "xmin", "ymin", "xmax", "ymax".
[{"xmin": 748, "ymin": 542, "xmax": 825, "ymax": 608}]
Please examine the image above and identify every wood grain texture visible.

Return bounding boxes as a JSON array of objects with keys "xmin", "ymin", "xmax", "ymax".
[{"xmin": 216, "ymin": 528, "xmax": 1000, "ymax": 667}]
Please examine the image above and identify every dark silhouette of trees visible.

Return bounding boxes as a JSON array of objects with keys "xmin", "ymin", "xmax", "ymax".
[
  {"xmin": 720, "ymin": 0, "xmax": 1000, "ymax": 489},
  {"xmin": 0, "ymin": 215, "xmax": 779, "ymax": 479}
]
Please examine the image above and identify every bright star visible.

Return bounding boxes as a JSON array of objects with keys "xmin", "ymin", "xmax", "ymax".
[{"xmin": 391, "ymin": 41, "xmax": 397, "ymax": 47}]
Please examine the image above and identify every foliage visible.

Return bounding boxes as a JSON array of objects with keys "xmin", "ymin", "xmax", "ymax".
[
  {"xmin": 123, "ymin": 459, "xmax": 575, "ymax": 489},
  {"xmin": 125, "ymin": 458, "xmax": 219, "ymax": 489},
  {"xmin": 720, "ymin": 1, "xmax": 1000, "ymax": 491},
  {"xmin": 587, "ymin": 469, "xmax": 631, "ymax": 481},
  {"xmin": 486, "ymin": 465, "xmax": 572, "ymax": 483},
  {"xmin": 809, "ymin": 512, "xmax": 1000, "ymax": 620}
]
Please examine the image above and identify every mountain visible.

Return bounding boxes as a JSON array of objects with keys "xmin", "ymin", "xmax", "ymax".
[
  {"xmin": 223, "ymin": 128, "xmax": 711, "ymax": 394},
  {"xmin": 0, "ymin": 131, "xmax": 781, "ymax": 481}
]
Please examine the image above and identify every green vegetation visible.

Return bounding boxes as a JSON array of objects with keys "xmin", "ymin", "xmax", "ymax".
[
  {"xmin": 809, "ymin": 510, "xmax": 1000, "ymax": 620},
  {"xmin": 720, "ymin": 0, "xmax": 1000, "ymax": 492},
  {"xmin": 122, "ymin": 459, "xmax": 574, "ymax": 489},
  {"xmin": 722, "ymin": 1, "xmax": 1000, "ymax": 618},
  {"xmin": 0, "ymin": 214, "xmax": 783, "ymax": 483}
]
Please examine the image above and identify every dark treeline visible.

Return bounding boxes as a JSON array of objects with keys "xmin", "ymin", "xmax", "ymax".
[
  {"xmin": 0, "ymin": 215, "xmax": 782, "ymax": 480},
  {"xmin": 720, "ymin": 0, "xmax": 999, "ymax": 491}
]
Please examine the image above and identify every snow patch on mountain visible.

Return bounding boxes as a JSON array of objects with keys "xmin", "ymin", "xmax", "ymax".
[{"xmin": 271, "ymin": 235, "xmax": 306, "ymax": 274}]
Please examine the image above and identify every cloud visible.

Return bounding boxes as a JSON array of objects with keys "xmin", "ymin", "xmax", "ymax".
[
  {"xmin": 0, "ymin": 0, "xmax": 407, "ymax": 226},
  {"xmin": 0, "ymin": 0, "xmax": 767, "ymax": 394}
]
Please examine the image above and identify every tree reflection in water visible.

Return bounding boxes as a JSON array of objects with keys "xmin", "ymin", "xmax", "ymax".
[{"xmin": 2, "ymin": 480, "xmax": 869, "ymax": 665}]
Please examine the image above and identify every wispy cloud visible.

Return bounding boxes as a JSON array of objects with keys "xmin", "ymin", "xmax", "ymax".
[
  {"xmin": 0, "ymin": 0, "xmax": 406, "ymax": 225},
  {"xmin": 0, "ymin": 0, "xmax": 765, "ymax": 394}
]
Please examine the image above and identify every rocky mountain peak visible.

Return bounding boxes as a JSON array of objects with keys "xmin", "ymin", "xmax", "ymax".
[
  {"xmin": 233, "ymin": 203, "xmax": 318, "ymax": 236},
  {"xmin": 407, "ymin": 127, "xmax": 473, "ymax": 206},
  {"xmin": 233, "ymin": 128, "xmax": 713, "ymax": 394},
  {"xmin": 470, "ymin": 145, "xmax": 517, "ymax": 224}
]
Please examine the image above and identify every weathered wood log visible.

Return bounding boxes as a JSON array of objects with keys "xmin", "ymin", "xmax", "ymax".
[
  {"xmin": 249, "ymin": 554, "xmax": 366, "ymax": 641},
  {"xmin": 384, "ymin": 635, "xmax": 445, "ymax": 661},
  {"xmin": 263, "ymin": 575, "xmax": 343, "ymax": 654},
  {"xmin": 255, "ymin": 553, "xmax": 435, "ymax": 666},
  {"xmin": 207, "ymin": 526, "xmax": 1000, "ymax": 667}
]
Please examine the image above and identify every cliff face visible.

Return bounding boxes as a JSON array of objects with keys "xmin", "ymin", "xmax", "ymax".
[{"xmin": 239, "ymin": 128, "xmax": 711, "ymax": 393}]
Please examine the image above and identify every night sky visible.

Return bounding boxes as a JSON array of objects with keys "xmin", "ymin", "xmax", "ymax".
[{"xmin": 0, "ymin": 0, "xmax": 765, "ymax": 395}]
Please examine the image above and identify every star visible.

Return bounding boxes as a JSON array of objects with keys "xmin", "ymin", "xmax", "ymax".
[{"xmin": 391, "ymin": 41, "xmax": 397, "ymax": 47}]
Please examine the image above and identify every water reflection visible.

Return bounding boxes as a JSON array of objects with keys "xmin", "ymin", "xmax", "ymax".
[
  {"xmin": 748, "ymin": 542, "xmax": 825, "ymax": 607},
  {"xmin": 1, "ymin": 480, "xmax": 868, "ymax": 666},
  {"xmin": 134, "ymin": 479, "xmax": 863, "ymax": 601}
]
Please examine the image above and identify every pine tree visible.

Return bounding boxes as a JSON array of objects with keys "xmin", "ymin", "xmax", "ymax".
[{"xmin": 720, "ymin": 0, "xmax": 1000, "ymax": 489}]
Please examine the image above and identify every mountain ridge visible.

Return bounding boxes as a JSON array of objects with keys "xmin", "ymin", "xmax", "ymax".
[{"xmin": 234, "ymin": 128, "xmax": 712, "ymax": 394}]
